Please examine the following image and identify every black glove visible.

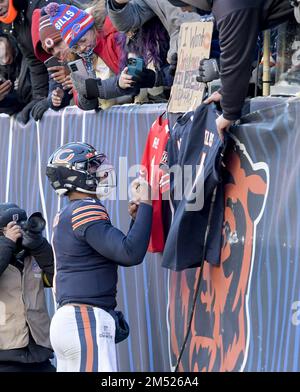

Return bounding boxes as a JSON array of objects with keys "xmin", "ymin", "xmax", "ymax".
[
  {"xmin": 168, "ymin": 53, "xmax": 178, "ymax": 77},
  {"xmin": 31, "ymin": 98, "xmax": 49, "ymax": 121},
  {"xmin": 21, "ymin": 212, "xmax": 46, "ymax": 250},
  {"xmin": 196, "ymin": 58, "xmax": 220, "ymax": 83},
  {"xmin": 16, "ymin": 100, "xmax": 38, "ymax": 124},
  {"xmin": 132, "ymin": 69, "xmax": 156, "ymax": 89},
  {"xmin": 22, "ymin": 231, "xmax": 44, "ymax": 250},
  {"xmin": 24, "ymin": 236, "xmax": 54, "ymax": 286}
]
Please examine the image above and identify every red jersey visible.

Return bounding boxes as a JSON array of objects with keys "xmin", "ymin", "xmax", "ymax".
[{"xmin": 140, "ymin": 114, "xmax": 170, "ymax": 253}]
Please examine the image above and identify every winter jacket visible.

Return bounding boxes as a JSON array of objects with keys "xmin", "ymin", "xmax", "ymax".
[
  {"xmin": 75, "ymin": 16, "xmax": 135, "ymax": 111},
  {"xmin": 175, "ymin": 0, "xmax": 293, "ymax": 121},
  {"xmin": 5, "ymin": 0, "xmax": 73, "ymax": 101},
  {"xmin": 107, "ymin": 0, "xmax": 201, "ymax": 63},
  {"xmin": 0, "ymin": 236, "xmax": 54, "ymax": 363},
  {"xmin": 0, "ymin": 33, "xmax": 31, "ymax": 115},
  {"xmin": 94, "ymin": 17, "xmax": 122, "ymax": 75}
]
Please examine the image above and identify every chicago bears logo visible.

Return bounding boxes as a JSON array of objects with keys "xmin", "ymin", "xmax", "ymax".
[
  {"xmin": 53, "ymin": 148, "xmax": 74, "ymax": 164},
  {"xmin": 167, "ymin": 137, "xmax": 269, "ymax": 372}
]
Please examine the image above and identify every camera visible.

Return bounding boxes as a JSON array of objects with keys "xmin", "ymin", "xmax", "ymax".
[
  {"xmin": 18, "ymin": 213, "xmax": 46, "ymax": 235},
  {"xmin": 127, "ymin": 57, "xmax": 145, "ymax": 77},
  {"xmin": 0, "ymin": 206, "xmax": 45, "ymax": 235}
]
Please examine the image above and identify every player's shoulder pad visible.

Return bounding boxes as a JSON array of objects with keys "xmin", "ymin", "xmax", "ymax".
[{"xmin": 71, "ymin": 198, "xmax": 110, "ymax": 233}]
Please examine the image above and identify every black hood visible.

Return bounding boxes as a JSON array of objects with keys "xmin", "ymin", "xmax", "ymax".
[
  {"xmin": 13, "ymin": 0, "xmax": 53, "ymax": 19},
  {"xmin": 168, "ymin": 0, "xmax": 213, "ymax": 11},
  {"xmin": 0, "ymin": 32, "xmax": 22, "ymax": 81},
  {"xmin": 12, "ymin": 0, "xmax": 28, "ymax": 12}
]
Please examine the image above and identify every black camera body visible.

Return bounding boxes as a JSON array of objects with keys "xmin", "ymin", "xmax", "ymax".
[
  {"xmin": 19, "ymin": 213, "xmax": 46, "ymax": 234},
  {"xmin": 0, "ymin": 205, "xmax": 45, "ymax": 235}
]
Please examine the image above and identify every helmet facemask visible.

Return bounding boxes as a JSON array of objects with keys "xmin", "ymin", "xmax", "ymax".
[
  {"xmin": 47, "ymin": 143, "xmax": 116, "ymax": 198},
  {"xmin": 95, "ymin": 159, "xmax": 117, "ymax": 200},
  {"xmin": 68, "ymin": 153, "xmax": 109, "ymax": 195}
]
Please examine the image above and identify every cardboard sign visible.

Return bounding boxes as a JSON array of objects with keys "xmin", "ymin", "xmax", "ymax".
[{"xmin": 168, "ymin": 21, "xmax": 213, "ymax": 113}]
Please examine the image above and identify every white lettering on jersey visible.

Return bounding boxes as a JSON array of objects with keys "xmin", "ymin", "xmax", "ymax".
[
  {"xmin": 150, "ymin": 156, "xmax": 156, "ymax": 187},
  {"xmin": 152, "ymin": 137, "xmax": 160, "ymax": 150},
  {"xmin": 204, "ymin": 130, "xmax": 214, "ymax": 147}
]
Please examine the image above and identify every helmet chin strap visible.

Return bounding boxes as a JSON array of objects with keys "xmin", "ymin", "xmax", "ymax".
[{"xmin": 0, "ymin": 0, "xmax": 18, "ymax": 24}]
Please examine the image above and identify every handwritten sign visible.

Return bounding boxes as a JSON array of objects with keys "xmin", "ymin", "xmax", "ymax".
[{"xmin": 168, "ymin": 21, "xmax": 213, "ymax": 113}]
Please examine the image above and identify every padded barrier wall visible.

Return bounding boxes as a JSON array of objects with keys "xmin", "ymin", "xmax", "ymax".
[{"xmin": 0, "ymin": 100, "xmax": 299, "ymax": 371}]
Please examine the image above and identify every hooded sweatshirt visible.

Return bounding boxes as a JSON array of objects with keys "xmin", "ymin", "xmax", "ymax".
[
  {"xmin": 0, "ymin": 32, "xmax": 31, "ymax": 114},
  {"xmin": 169, "ymin": 0, "xmax": 293, "ymax": 120},
  {"xmin": 1, "ymin": 0, "xmax": 72, "ymax": 100},
  {"xmin": 107, "ymin": 0, "xmax": 202, "ymax": 63}
]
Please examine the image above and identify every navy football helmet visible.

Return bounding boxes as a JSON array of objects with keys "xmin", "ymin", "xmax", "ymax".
[{"xmin": 46, "ymin": 142, "xmax": 109, "ymax": 196}]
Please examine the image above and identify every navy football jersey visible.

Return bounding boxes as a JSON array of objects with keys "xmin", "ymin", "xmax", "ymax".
[
  {"xmin": 167, "ymin": 111, "xmax": 194, "ymax": 213},
  {"xmin": 52, "ymin": 198, "xmax": 152, "ymax": 309},
  {"xmin": 162, "ymin": 103, "xmax": 226, "ymax": 271},
  {"xmin": 52, "ymin": 198, "xmax": 118, "ymax": 310}
]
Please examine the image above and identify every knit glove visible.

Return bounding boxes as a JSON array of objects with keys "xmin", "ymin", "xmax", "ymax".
[
  {"xmin": 16, "ymin": 100, "xmax": 39, "ymax": 124},
  {"xmin": 168, "ymin": 53, "xmax": 178, "ymax": 77},
  {"xmin": 132, "ymin": 69, "xmax": 156, "ymax": 89},
  {"xmin": 196, "ymin": 58, "xmax": 220, "ymax": 83},
  {"xmin": 31, "ymin": 98, "xmax": 50, "ymax": 121}
]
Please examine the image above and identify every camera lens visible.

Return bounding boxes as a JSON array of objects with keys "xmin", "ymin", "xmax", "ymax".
[{"xmin": 27, "ymin": 214, "xmax": 46, "ymax": 233}]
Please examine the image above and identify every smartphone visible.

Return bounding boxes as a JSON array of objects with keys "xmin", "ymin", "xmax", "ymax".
[
  {"xmin": 67, "ymin": 59, "xmax": 89, "ymax": 77},
  {"xmin": 127, "ymin": 57, "xmax": 144, "ymax": 77},
  {"xmin": 44, "ymin": 56, "xmax": 62, "ymax": 69},
  {"xmin": 0, "ymin": 75, "xmax": 6, "ymax": 85}
]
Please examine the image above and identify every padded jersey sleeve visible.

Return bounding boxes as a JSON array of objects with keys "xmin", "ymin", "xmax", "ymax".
[
  {"xmin": 71, "ymin": 202, "xmax": 111, "ymax": 237},
  {"xmin": 72, "ymin": 201, "xmax": 153, "ymax": 267}
]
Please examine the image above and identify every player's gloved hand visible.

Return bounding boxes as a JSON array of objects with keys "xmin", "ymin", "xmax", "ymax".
[
  {"xmin": 132, "ymin": 69, "xmax": 156, "ymax": 89},
  {"xmin": 31, "ymin": 98, "xmax": 49, "ymax": 121},
  {"xmin": 168, "ymin": 53, "xmax": 178, "ymax": 77},
  {"xmin": 196, "ymin": 58, "xmax": 220, "ymax": 83},
  {"xmin": 16, "ymin": 100, "xmax": 39, "ymax": 124}
]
